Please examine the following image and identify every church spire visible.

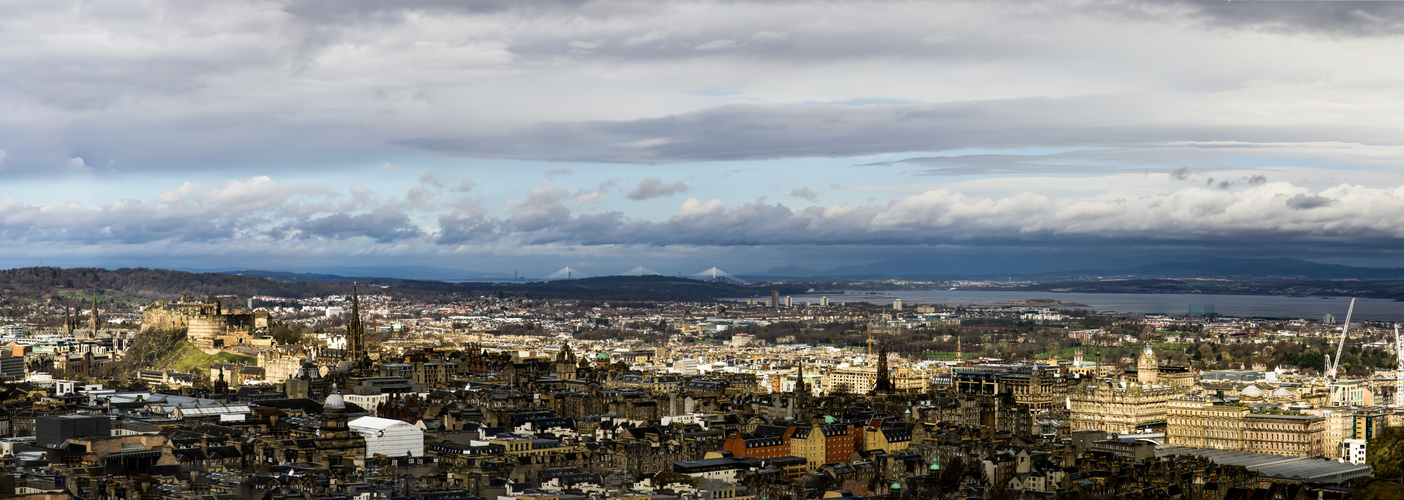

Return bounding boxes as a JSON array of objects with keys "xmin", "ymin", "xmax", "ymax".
[
  {"xmin": 873, "ymin": 340, "xmax": 894, "ymax": 394},
  {"xmin": 89, "ymin": 291, "xmax": 100, "ymax": 336},
  {"xmin": 347, "ymin": 283, "xmax": 368, "ymax": 373}
]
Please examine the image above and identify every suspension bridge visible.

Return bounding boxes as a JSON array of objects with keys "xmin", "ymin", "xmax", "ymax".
[{"xmin": 537, "ymin": 265, "xmax": 751, "ymax": 285}]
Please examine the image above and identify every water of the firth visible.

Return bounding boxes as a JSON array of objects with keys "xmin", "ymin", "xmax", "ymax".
[{"xmin": 773, "ymin": 291, "xmax": 1404, "ymax": 322}]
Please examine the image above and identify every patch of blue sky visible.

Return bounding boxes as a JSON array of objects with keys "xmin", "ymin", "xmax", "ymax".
[{"xmin": 1209, "ymin": 154, "xmax": 1379, "ymax": 172}]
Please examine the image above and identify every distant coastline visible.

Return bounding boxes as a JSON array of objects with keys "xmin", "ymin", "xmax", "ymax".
[
  {"xmin": 749, "ymin": 290, "xmax": 1404, "ymax": 322},
  {"xmin": 986, "ymin": 298, "xmax": 1090, "ymax": 308}
]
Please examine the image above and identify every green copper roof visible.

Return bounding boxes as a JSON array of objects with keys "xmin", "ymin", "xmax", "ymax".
[
  {"xmin": 891, "ymin": 482, "xmax": 902, "ymax": 489},
  {"xmin": 823, "ymin": 415, "xmax": 836, "ymax": 423}
]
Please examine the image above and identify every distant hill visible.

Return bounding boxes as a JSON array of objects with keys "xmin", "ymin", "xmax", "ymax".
[
  {"xmin": 813, "ymin": 253, "xmax": 1154, "ymax": 278},
  {"xmin": 739, "ymin": 256, "xmax": 1404, "ymax": 280},
  {"xmin": 481, "ymin": 275, "xmax": 808, "ymax": 301},
  {"xmin": 0, "ymin": 267, "xmax": 347, "ymax": 300},
  {"xmin": 228, "ymin": 270, "xmax": 353, "ymax": 282},
  {"xmin": 1115, "ymin": 258, "xmax": 1404, "ymax": 279},
  {"xmin": 186, "ymin": 265, "xmax": 512, "ymax": 281},
  {"xmin": 302, "ymin": 265, "xmax": 513, "ymax": 281},
  {"xmin": 744, "ymin": 265, "xmax": 823, "ymax": 278},
  {"xmin": 0, "ymin": 267, "xmax": 801, "ymax": 302}
]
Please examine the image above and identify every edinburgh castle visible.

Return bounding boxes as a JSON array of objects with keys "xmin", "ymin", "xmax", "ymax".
[{"xmin": 140, "ymin": 295, "xmax": 270, "ymax": 353}]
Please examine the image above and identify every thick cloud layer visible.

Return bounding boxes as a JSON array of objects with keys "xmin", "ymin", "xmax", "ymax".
[
  {"xmin": 7, "ymin": 174, "xmax": 1404, "ymax": 253},
  {"xmin": 4, "ymin": 0, "xmax": 1404, "ymax": 170},
  {"xmin": 4, "ymin": 0, "xmax": 1404, "ymax": 271}
]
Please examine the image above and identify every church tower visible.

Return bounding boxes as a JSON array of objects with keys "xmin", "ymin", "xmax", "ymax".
[
  {"xmin": 873, "ymin": 340, "xmax": 894, "ymax": 394},
  {"xmin": 555, "ymin": 341, "xmax": 578, "ymax": 380},
  {"xmin": 794, "ymin": 362, "xmax": 810, "ymax": 420},
  {"xmin": 1137, "ymin": 344, "xmax": 1158, "ymax": 385},
  {"xmin": 89, "ymin": 292, "xmax": 100, "ymax": 336},
  {"xmin": 346, "ymin": 284, "xmax": 369, "ymax": 373},
  {"xmin": 64, "ymin": 305, "xmax": 75, "ymax": 337}
]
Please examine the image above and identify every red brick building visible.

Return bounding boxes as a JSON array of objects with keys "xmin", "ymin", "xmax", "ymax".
[{"xmin": 722, "ymin": 425, "xmax": 797, "ymax": 459}]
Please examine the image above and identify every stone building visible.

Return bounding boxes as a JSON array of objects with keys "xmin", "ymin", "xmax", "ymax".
[
  {"xmin": 1125, "ymin": 345, "xmax": 1194, "ymax": 390},
  {"xmin": 1165, "ymin": 396, "xmax": 1250, "ymax": 450},
  {"xmin": 1136, "ymin": 344, "xmax": 1158, "ymax": 385},
  {"xmin": 822, "ymin": 365, "xmax": 926, "ymax": 395},
  {"xmin": 1166, "ymin": 396, "xmax": 1326, "ymax": 458},
  {"xmin": 1070, "ymin": 380, "xmax": 1180, "ymax": 434},
  {"xmin": 141, "ymin": 295, "xmax": 269, "ymax": 353}
]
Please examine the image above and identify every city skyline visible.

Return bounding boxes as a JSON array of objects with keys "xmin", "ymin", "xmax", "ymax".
[{"xmin": 5, "ymin": 1, "xmax": 1404, "ymax": 275}]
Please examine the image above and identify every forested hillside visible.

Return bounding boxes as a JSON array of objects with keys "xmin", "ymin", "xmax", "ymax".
[
  {"xmin": 0, "ymin": 267, "xmax": 791, "ymax": 303},
  {"xmin": 0, "ymin": 267, "xmax": 346, "ymax": 300}
]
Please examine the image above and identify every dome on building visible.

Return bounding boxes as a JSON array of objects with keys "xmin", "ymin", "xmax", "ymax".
[
  {"xmin": 325, "ymin": 392, "xmax": 345, "ymax": 410},
  {"xmin": 1241, "ymin": 385, "xmax": 1264, "ymax": 397},
  {"xmin": 1273, "ymin": 387, "xmax": 1293, "ymax": 397}
]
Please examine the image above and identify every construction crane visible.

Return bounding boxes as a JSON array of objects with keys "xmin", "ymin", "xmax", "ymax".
[
  {"xmin": 1396, "ymin": 323, "xmax": 1403, "ymax": 408},
  {"xmin": 1327, "ymin": 298, "xmax": 1356, "ymax": 380},
  {"xmin": 1325, "ymin": 298, "xmax": 1355, "ymax": 405}
]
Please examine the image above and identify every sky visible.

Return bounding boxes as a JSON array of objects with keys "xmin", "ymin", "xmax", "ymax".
[{"xmin": 5, "ymin": 0, "xmax": 1404, "ymax": 278}]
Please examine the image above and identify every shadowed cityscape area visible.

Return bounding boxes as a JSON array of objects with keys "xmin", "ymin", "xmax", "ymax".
[{"xmin": 4, "ymin": 0, "xmax": 1404, "ymax": 499}]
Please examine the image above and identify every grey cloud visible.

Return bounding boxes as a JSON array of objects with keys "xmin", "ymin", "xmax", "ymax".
[
  {"xmin": 790, "ymin": 187, "xmax": 818, "ymax": 201},
  {"xmin": 419, "ymin": 171, "xmax": 442, "ymax": 187},
  {"xmin": 397, "ymin": 96, "xmax": 1384, "ymax": 164},
  {"xmin": 4, "ymin": 0, "xmax": 1402, "ymax": 178},
  {"xmin": 283, "ymin": 0, "xmax": 1404, "ymax": 40},
  {"xmin": 0, "ymin": 176, "xmax": 442, "ymax": 247},
  {"xmin": 506, "ymin": 185, "xmax": 576, "ymax": 231},
  {"xmin": 406, "ymin": 185, "xmax": 435, "ymax": 208},
  {"xmin": 8, "ymin": 175, "xmax": 1404, "ymax": 265},
  {"xmin": 1181, "ymin": 1, "xmax": 1404, "ymax": 38},
  {"xmin": 289, "ymin": 208, "xmax": 421, "ymax": 242},
  {"xmin": 1285, "ymin": 193, "xmax": 1334, "ymax": 210},
  {"xmin": 626, "ymin": 177, "xmax": 690, "ymax": 200},
  {"xmin": 436, "ymin": 199, "xmax": 494, "ymax": 245},
  {"xmin": 1213, "ymin": 174, "xmax": 1271, "ymax": 190},
  {"xmin": 406, "ymin": 172, "xmax": 445, "ymax": 209},
  {"xmin": 476, "ymin": 181, "xmax": 1404, "ymax": 250},
  {"xmin": 512, "ymin": 203, "xmax": 571, "ymax": 232},
  {"xmin": 284, "ymin": 0, "xmax": 599, "ymax": 25},
  {"xmin": 1170, "ymin": 167, "xmax": 1190, "ymax": 180}
]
